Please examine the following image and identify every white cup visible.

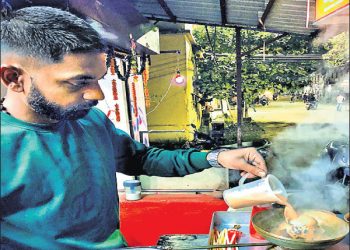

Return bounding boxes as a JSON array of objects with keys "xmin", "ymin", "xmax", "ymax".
[
  {"xmin": 123, "ymin": 180, "xmax": 142, "ymax": 201},
  {"xmin": 223, "ymin": 174, "xmax": 287, "ymax": 209}
]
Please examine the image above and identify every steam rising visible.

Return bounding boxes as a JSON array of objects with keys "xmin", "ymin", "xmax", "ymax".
[
  {"xmin": 268, "ymin": 25, "xmax": 349, "ymax": 213},
  {"xmin": 268, "ymin": 102, "xmax": 349, "ymax": 213}
]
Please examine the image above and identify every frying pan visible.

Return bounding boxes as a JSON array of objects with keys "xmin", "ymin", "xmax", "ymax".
[{"xmin": 252, "ymin": 208, "xmax": 349, "ymax": 249}]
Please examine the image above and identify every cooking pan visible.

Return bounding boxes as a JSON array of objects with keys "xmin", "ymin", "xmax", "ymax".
[{"xmin": 252, "ymin": 208, "xmax": 349, "ymax": 249}]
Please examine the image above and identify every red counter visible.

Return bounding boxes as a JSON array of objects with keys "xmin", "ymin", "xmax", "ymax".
[{"xmin": 119, "ymin": 193, "xmax": 228, "ymax": 246}]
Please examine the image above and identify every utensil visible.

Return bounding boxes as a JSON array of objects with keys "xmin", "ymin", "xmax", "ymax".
[
  {"xmin": 252, "ymin": 208, "xmax": 349, "ymax": 249},
  {"xmin": 223, "ymin": 174, "xmax": 287, "ymax": 209}
]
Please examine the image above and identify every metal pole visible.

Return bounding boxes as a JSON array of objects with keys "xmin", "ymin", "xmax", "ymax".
[{"xmin": 235, "ymin": 27, "xmax": 243, "ymax": 147}]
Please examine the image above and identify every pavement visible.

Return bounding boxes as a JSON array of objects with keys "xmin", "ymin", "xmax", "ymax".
[{"xmin": 250, "ymin": 100, "xmax": 349, "ymax": 124}]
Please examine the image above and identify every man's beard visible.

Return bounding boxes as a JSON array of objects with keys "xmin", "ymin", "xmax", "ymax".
[{"xmin": 27, "ymin": 82, "xmax": 98, "ymax": 121}]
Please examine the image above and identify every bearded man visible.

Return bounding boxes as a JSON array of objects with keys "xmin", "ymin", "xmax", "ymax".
[{"xmin": 1, "ymin": 6, "xmax": 267, "ymax": 249}]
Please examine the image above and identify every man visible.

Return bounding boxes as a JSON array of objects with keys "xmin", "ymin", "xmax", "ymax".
[
  {"xmin": 1, "ymin": 6, "xmax": 267, "ymax": 249},
  {"xmin": 290, "ymin": 93, "xmax": 296, "ymax": 103},
  {"xmin": 336, "ymin": 93, "xmax": 345, "ymax": 112}
]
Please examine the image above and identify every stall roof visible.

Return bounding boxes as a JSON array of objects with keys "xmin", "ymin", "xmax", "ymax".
[{"xmin": 130, "ymin": 0, "xmax": 319, "ymax": 35}]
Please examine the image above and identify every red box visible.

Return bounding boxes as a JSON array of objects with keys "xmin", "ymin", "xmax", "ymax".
[{"xmin": 119, "ymin": 193, "xmax": 228, "ymax": 246}]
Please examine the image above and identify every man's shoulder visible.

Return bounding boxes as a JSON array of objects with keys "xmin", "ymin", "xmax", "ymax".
[
  {"xmin": 78, "ymin": 107, "xmax": 110, "ymax": 126},
  {"xmin": 79, "ymin": 107, "xmax": 129, "ymax": 136}
]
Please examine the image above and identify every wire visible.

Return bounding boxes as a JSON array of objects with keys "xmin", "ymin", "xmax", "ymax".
[
  {"xmin": 146, "ymin": 82, "xmax": 172, "ymax": 115},
  {"xmin": 205, "ymin": 26, "xmax": 217, "ymax": 64},
  {"xmin": 176, "ymin": 50, "xmax": 180, "ymax": 73},
  {"xmin": 146, "ymin": 49, "xmax": 182, "ymax": 115}
]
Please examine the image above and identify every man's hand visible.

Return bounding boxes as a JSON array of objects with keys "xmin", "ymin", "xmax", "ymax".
[{"xmin": 218, "ymin": 147, "xmax": 267, "ymax": 178}]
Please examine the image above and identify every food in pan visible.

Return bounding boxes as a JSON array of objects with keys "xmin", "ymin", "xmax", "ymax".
[
  {"xmin": 275, "ymin": 194, "xmax": 299, "ymax": 223},
  {"xmin": 345, "ymin": 212, "xmax": 349, "ymax": 223},
  {"xmin": 273, "ymin": 210, "xmax": 337, "ymax": 241},
  {"xmin": 285, "ymin": 214, "xmax": 318, "ymax": 240},
  {"xmin": 254, "ymin": 208, "xmax": 349, "ymax": 249},
  {"xmin": 283, "ymin": 203, "xmax": 299, "ymax": 223},
  {"xmin": 277, "ymin": 196, "xmax": 319, "ymax": 240}
]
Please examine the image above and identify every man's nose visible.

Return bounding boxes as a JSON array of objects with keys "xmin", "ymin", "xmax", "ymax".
[{"xmin": 83, "ymin": 83, "xmax": 105, "ymax": 101}]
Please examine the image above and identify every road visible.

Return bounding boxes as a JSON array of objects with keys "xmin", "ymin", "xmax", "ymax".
[
  {"xmin": 250, "ymin": 99, "xmax": 349, "ymax": 124},
  {"xmin": 249, "ymin": 98, "xmax": 349, "ymax": 140}
]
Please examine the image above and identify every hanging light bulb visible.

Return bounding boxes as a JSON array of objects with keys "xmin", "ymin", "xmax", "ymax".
[
  {"xmin": 171, "ymin": 70, "xmax": 186, "ymax": 86},
  {"xmin": 174, "ymin": 70, "xmax": 185, "ymax": 85},
  {"xmin": 171, "ymin": 50, "xmax": 186, "ymax": 86}
]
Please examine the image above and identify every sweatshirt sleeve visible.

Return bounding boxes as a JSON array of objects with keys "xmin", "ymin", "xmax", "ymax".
[
  {"xmin": 113, "ymin": 129, "xmax": 212, "ymax": 177},
  {"xmin": 90, "ymin": 108, "xmax": 212, "ymax": 177}
]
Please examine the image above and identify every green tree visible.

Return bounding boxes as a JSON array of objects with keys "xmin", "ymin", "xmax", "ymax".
[
  {"xmin": 192, "ymin": 26, "xmax": 324, "ymax": 116},
  {"xmin": 321, "ymin": 32, "xmax": 349, "ymax": 67}
]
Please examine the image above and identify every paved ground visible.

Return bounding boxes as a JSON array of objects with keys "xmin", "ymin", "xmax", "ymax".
[
  {"xmin": 246, "ymin": 98, "xmax": 349, "ymax": 181},
  {"xmin": 247, "ymin": 99, "xmax": 349, "ymax": 141},
  {"xmin": 250, "ymin": 99, "xmax": 349, "ymax": 124}
]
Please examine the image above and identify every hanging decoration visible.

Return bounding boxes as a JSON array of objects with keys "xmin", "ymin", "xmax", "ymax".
[
  {"xmin": 105, "ymin": 48, "xmax": 113, "ymax": 68},
  {"xmin": 129, "ymin": 34, "xmax": 138, "ymax": 76},
  {"xmin": 105, "ymin": 35, "xmax": 150, "ymax": 119},
  {"xmin": 130, "ymin": 34, "xmax": 138, "ymax": 117},
  {"xmin": 110, "ymin": 57, "xmax": 116, "ymax": 75},
  {"xmin": 129, "ymin": 34, "xmax": 140, "ymax": 118},
  {"xmin": 105, "ymin": 50, "xmax": 120, "ymax": 122},
  {"xmin": 106, "ymin": 47, "xmax": 130, "ymax": 81},
  {"xmin": 142, "ymin": 59, "xmax": 151, "ymax": 108},
  {"xmin": 109, "ymin": 55, "xmax": 119, "ymax": 101},
  {"xmin": 106, "ymin": 105, "xmax": 121, "ymax": 122},
  {"xmin": 114, "ymin": 103, "xmax": 121, "ymax": 122},
  {"xmin": 131, "ymin": 75, "xmax": 138, "ymax": 117},
  {"xmin": 112, "ymin": 79, "xmax": 118, "ymax": 100},
  {"xmin": 105, "ymin": 46, "xmax": 146, "ymax": 82}
]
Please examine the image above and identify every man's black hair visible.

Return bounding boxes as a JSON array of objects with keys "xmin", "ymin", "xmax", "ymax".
[{"xmin": 1, "ymin": 6, "xmax": 105, "ymax": 62}]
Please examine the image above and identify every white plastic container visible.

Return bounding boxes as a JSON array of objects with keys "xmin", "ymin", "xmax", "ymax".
[
  {"xmin": 223, "ymin": 174, "xmax": 287, "ymax": 209},
  {"xmin": 123, "ymin": 180, "xmax": 142, "ymax": 201}
]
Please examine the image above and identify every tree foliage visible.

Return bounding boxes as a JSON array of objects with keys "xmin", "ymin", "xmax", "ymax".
[
  {"xmin": 321, "ymin": 32, "xmax": 349, "ymax": 67},
  {"xmin": 192, "ymin": 26, "xmax": 325, "ymax": 107}
]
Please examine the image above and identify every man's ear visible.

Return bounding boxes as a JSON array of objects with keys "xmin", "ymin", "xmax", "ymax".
[{"xmin": 0, "ymin": 66, "xmax": 25, "ymax": 92}]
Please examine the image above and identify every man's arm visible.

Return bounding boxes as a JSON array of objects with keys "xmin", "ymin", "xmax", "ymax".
[
  {"xmin": 113, "ymin": 129, "xmax": 211, "ymax": 177},
  {"xmin": 113, "ymin": 130, "xmax": 267, "ymax": 178},
  {"xmin": 93, "ymin": 109, "xmax": 267, "ymax": 178}
]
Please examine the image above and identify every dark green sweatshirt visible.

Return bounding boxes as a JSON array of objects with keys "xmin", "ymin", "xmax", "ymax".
[{"xmin": 0, "ymin": 108, "xmax": 211, "ymax": 249}]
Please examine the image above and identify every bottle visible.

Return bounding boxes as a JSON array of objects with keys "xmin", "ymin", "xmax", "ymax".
[{"xmin": 123, "ymin": 180, "xmax": 142, "ymax": 201}]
